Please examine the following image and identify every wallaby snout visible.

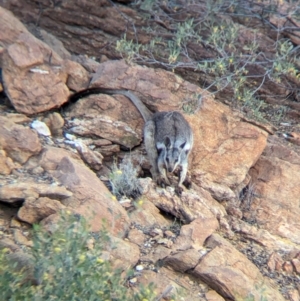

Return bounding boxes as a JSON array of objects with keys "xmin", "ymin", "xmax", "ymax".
[{"xmin": 167, "ymin": 167, "xmax": 173, "ymax": 173}]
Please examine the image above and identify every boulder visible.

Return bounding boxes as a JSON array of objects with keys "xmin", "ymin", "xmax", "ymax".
[
  {"xmin": 246, "ymin": 136, "xmax": 300, "ymax": 246},
  {"xmin": 193, "ymin": 234, "xmax": 285, "ymax": 301},
  {"xmin": 38, "ymin": 146, "xmax": 130, "ymax": 236},
  {"xmin": 66, "ymin": 92, "xmax": 143, "ymax": 149},
  {"xmin": 0, "ymin": 116, "xmax": 42, "ymax": 164},
  {"xmin": 18, "ymin": 197, "xmax": 66, "ymax": 224},
  {"xmin": 0, "ymin": 182, "xmax": 72, "ymax": 204},
  {"xmin": 1, "ymin": 32, "xmax": 69, "ymax": 114}
]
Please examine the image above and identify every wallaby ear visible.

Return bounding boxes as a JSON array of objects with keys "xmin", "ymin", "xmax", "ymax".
[{"xmin": 164, "ymin": 137, "xmax": 171, "ymax": 148}]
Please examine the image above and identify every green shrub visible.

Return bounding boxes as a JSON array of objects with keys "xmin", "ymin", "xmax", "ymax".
[
  {"xmin": 0, "ymin": 214, "xmax": 155, "ymax": 301},
  {"xmin": 116, "ymin": 0, "xmax": 299, "ymax": 121}
]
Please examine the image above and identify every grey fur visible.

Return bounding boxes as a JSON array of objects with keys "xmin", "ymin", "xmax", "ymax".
[
  {"xmin": 144, "ymin": 111, "xmax": 193, "ymax": 193},
  {"xmin": 76, "ymin": 88, "xmax": 193, "ymax": 193}
]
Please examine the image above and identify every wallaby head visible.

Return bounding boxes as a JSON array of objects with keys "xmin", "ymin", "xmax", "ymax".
[{"xmin": 157, "ymin": 137, "xmax": 188, "ymax": 173}]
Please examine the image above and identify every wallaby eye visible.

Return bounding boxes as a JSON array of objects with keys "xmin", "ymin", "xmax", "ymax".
[
  {"xmin": 180, "ymin": 142, "xmax": 186, "ymax": 149},
  {"xmin": 157, "ymin": 148, "xmax": 163, "ymax": 155}
]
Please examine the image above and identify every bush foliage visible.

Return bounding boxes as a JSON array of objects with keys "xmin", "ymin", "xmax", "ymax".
[
  {"xmin": 0, "ymin": 214, "xmax": 155, "ymax": 301},
  {"xmin": 116, "ymin": 0, "xmax": 299, "ymax": 120}
]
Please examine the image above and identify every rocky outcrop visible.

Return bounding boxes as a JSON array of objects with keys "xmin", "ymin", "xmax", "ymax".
[
  {"xmin": 66, "ymin": 92, "xmax": 143, "ymax": 149},
  {"xmin": 1, "ymin": 5, "xmax": 300, "ymax": 301},
  {"xmin": 37, "ymin": 146, "xmax": 130, "ymax": 236},
  {"xmin": 1, "ymin": 0, "xmax": 299, "ymax": 117},
  {"xmin": 0, "ymin": 182, "xmax": 72, "ymax": 204},
  {"xmin": 1, "ymin": 31, "xmax": 69, "ymax": 114},
  {"xmin": 0, "ymin": 7, "xmax": 90, "ymax": 114},
  {"xmin": 242, "ymin": 136, "xmax": 300, "ymax": 248},
  {"xmin": 0, "ymin": 0, "xmax": 147, "ymax": 59}
]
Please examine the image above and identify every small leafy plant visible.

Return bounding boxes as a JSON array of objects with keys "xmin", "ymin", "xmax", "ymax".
[{"xmin": 0, "ymin": 213, "xmax": 155, "ymax": 301}]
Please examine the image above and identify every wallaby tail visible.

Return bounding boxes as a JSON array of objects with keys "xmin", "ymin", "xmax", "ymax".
[
  {"xmin": 113, "ymin": 89, "xmax": 152, "ymax": 122},
  {"xmin": 68, "ymin": 88, "xmax": 152, "ymax": 122}
]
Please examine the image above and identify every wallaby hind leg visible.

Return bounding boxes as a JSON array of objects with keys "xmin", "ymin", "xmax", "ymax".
[
  {"xmin": 157, "ymin": 154, "xmax": 171, "ymax": 187},
  {"xmin": 182, "ymin": 172, "xmax": 192, "ymax": 189},
  {"xmin": 144, "ymin": 121, "xmax": 161, "ymax": 183},
  {"xmin": 173, "ymin": 169, "xmax": 191, "ymax": 189},
  {"xmin": 175, "ymin": 161, "xmax": 189, "ymax": 195},
  {"xmin": 144, "ymin": 120, "xmax": 170, "ymax": 187}
]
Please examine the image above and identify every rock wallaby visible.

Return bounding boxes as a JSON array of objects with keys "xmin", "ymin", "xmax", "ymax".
[{"xmin": 68, "ymin": 88, "xmax": 193, "ymax": 194}]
